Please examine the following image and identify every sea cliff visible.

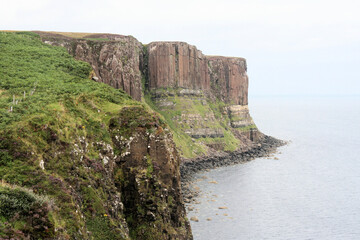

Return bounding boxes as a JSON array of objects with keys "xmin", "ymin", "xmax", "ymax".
[
  {"xmin": 0, "ymin": 32, "xmax": 190, "ymax": 239},
  {"xmin": 38, "ymin": 32, "xmax": 263, "ymax": 158},
  {"xmin": 0, "ymin": 31, "xmax": 282, "ymax": 239}
]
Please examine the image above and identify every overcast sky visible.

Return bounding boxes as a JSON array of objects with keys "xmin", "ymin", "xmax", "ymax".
[{"xmin": 1, "ymin": 0, "xmax": 360, "ymax": 96}]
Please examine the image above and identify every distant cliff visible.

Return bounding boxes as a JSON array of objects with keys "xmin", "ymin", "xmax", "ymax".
[
  {"xmin": 37, "ymin": 32, "xmax": 144, "ymax": 101},
  {"xmin": 38, "ymin": 32, "xmax": 262, "ymax": 160},
  {"xmin": 147, "ymin": 42, "xmax": 248, "ymax": 105},
  {"xmin": 145, "ymin": 41, "xmax": 261, "ymax": 157}
]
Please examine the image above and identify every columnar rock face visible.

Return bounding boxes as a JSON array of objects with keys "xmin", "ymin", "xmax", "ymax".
[
  {"xmin": 207, "ymin": 56, "xmax": 248, "ymax": 105},
  {"xmin": 148, "ymin": 42, "xmax": 209, "ymax": 90},
  {"xmin": 38, "ymin": 32, "xmax": 143, "ymax": 101},
  {"xmin": 147, "ymin": 42, "xmax": 249, "ymax": 106}
]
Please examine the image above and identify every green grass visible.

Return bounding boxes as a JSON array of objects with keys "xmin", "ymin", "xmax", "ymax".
[
  {"xmin": 0, "ymin": 182, "xmax": 55, "ymax": 239},
  {"xmin": 0, "ymin": 32, "xmax": 139, "ymax": 151},
  {"xmin": 0, "ymin": 31, "xmax": 253, "ymax": 238},
  {"xmin": 143, "ymin": 89, "xmax": 246, "ymax": 158},
  {"xmin": 0, "ymin": 182, "xmax": 43, "ymax": 219},
  {"xmin": 0, "ymin": 32, "xmax": 141, "ymax": 239},
  {"xmin": 83, "ymin": 38, "xmax": 110, "ymax": 41},
  {"xmin": 144, "ymin": 92, "xmax": 206, "ymax": 158},
  {"xmin": 237, "ymin": 124, "xmax": 257, "ymax": 132},
  {"xmin": 0, "ymin": 32, "xmax": 136, "ymax": 129}
]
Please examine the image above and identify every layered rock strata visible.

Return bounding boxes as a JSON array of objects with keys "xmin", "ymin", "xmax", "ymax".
[{"xmin": 146, "ymin": 42, "xmax": 257, "ymax": 148}]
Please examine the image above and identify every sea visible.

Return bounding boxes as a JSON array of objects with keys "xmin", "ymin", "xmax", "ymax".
[{"xmin": 187, "ymin": 96, "xmax": 360, "ymax": 240}]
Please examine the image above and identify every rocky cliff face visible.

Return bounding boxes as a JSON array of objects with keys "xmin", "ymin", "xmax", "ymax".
[
  {"xmin": 147, "ymin": 42, "xmax": 248, "ymax": 105},
  {"xmin": 37, "ymin": 34, "xmax": 259, "ymax": 157},
  {"xmin": 207, "ymin": 56, "xmax": 248, "ymax": 105},
  {"xmin": 0, "ymin": 32, "xmax": 191, "ymax": 240},
  {"xmin": 109, "ymin": 107, "xmax": 192, "ymax": 239},
  {"xmin": 30, "ymin": 31, "xmax": 263, "ymax": 236},
  {"xmin": 147, "ymin": 42, "xmax": 209, "ymax": 90},
  {"xmin": 37, "ymin": 32, "xmax": 143, "ymax": 101},
  {"xmin": 145, "ymin": 42, "xmax": 259, "ymax": 157}
]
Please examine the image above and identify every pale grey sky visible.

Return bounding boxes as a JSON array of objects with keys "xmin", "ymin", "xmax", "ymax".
[{"xmin": 1, "ymin": 0, "xmax": 360, "ymax": 96}]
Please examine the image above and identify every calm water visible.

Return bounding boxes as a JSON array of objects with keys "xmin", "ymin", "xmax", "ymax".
[{"xmin": 187, "ymin": 96, "xmax": 360, "ymax": 240}]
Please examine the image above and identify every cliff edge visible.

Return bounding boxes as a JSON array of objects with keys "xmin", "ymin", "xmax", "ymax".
[
  {"xmin": 0, "ymin": 31, "xmax": 282, "ymax": 239},
  {"xmin": 0, "ymin": 32, "xmax": 191, "ymax": 240},
  {"xmin": 144, "ymin": 41, "xmax": 261, "ymax": 158},
  {"xmin": 37, "ymin": 32, "xmax": 263, "ymax": 160}
]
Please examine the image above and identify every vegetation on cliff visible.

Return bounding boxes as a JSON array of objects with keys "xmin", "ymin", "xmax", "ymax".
[
  {"xmin": 31, "ymin": 32, "xmax": 258, "ymax": 161},
  {"xmin": 141, "ymin": 43, "xmax": 258, "ymax": 159},
  {"xmin": 0, "ymin": 30, "xmax": 260, "ymax": 239},
  {"xmin": 0, "ymin": 32, "xmax": 191, "ymax": 239},
  {"xmin": 143, "ymin": 89, "xmax": 243, "ymax": 159}
]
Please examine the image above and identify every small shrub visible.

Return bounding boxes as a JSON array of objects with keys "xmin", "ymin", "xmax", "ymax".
[
  {"xmin": 0, "ymin": 187, "xmax": 37, "ymax": 218},
  {"xmin": 0, "ymin": 183, "xmax": 55, "ymax": 239}
]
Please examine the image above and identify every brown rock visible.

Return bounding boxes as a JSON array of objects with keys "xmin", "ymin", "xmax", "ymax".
[
  {"xmin": 108, "ymin": 106, "xmax": 192, "ymax": 239},
  {"xmin": 148, "ymin": 42, "xmax": 209, "ymax": 90},
  {"xmin": 207, "ymin": 56, "xmax": 248, "ymax": 105},
  {"xmin": 208, "ymin": 180, "xmax": 218, "ymax": 184},
  {"xmin": 147, "ymin": 42, "xmax": 249, "ymax": 105},
  {"xmin": 218, "ymin": 206, "xmax": 228, "ymax": 209},
  {"xmin": 39, "ymin": 33, "xmax": 143, "ymax": 101}
]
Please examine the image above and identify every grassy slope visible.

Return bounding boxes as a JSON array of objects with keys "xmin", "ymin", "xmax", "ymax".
[
  {"xmin": 0, "ymin": 32, "xmax": 142, "ymax": 239},
  {"xmin": 0, "ymin": 31, "xmax": 253, "ymax": 161},
  {"xmin": 144, "ymin": 90, "xmax": 242, "ymax": 159}
]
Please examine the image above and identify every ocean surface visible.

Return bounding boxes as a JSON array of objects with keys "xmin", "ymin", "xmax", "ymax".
[{"xmin": 187, "ymin": 96, "xmax": 360, "ymax": 240}]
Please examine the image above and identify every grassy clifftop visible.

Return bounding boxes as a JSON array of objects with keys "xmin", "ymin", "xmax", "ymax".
[
  {"xmin": 0, "ymin": 31, "xmax": 136, "ymax": 239},
  {"xmin": 0, "ymin": 32, "xmax": 191, "ymax": 239}
]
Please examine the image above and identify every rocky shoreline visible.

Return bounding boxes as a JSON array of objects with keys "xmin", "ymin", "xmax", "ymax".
[{"xmin": 180, "ymin": 135, "xmax": 287, "ymax": 203}]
